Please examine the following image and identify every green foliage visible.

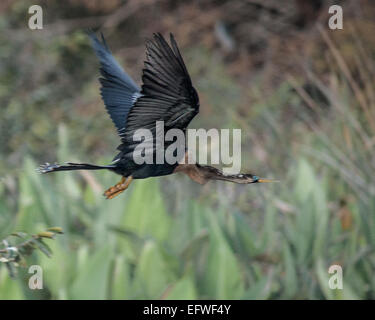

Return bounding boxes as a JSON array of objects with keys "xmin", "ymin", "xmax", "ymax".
[
  {"xmin": 1, "ymin": 3, "xmax": 375, "ymax": 299},
  {"xmin": 0, "ymin": 145, "xmax": 373, "ymax": 299},
  {"xmin": 0, "ymin": 227, "xmax": 63, "ymax": 279}
]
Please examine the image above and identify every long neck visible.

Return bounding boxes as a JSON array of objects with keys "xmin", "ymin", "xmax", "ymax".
[
  {"xmin": 174, "ymin": 163, "xmax": 257, "ymax": 185},
  {"xmin": 196, "ymin": 164, "xmax": 257, "ymax": 184}
]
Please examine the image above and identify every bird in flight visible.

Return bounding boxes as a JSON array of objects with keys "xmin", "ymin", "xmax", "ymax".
[{"xmin": 38, "ymin": 32, "xmax": 275, "ymax": 199}]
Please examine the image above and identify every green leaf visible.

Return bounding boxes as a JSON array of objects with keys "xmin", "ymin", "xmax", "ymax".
[
  {"xmin": 315, "ymin": 259, "xmax": 334, "ymax": 300},
  {"xmin": 294, "ymin": 158, "xmax": 316, "ymax": 203},
  {"xmin": 0, "ymin": 268, "xmax": 23, "ymax": 299},
  {"xmin": 233, "ymin": 213, "xmax": 259, "ymax": 257},
  {"xmin": 243, "ymin": 275, "xmax": 273, "ymax": 299},
  {"xmin": 111, "ymin": 255, "xmax": 131, "ymax": 299},
  {"xmin": 69, "ymin": 247, "xmax": 112, "ymax": 300},
  {"xmin": 283, "ymin": 243, "xmax": 297, "ymax": 298},
  {"xmin": 38, "ymin": 240, "xmax": 71, "ymax": 298},
  {"xmin": 203, "ymin": 211, "xmax": 244, "ymax": 299},
  {"xmin": 120, "ymin": 179, "xmax": 171, "ymax": 241},
  {"xmin": 180, "ymin": 229, "xmax": 209, "ymax": 260},
  {"xmin": 165, "ymin": 273, "xmax": 197, "ymax": 300},
  {"xmin": 132, "ymin": 241, "xmax": 175, "ymax": 299},
  {"xmin": 30, "ymin": 238, "xmax": 52, "ymax": 257},
  {"xmin": 5, "ymin": 262, "xmax": 18, "ymax": 279}
]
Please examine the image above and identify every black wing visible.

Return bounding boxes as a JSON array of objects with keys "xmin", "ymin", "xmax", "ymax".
[
  {"xmin": 88, "ymin": 32, "xmax": 141, "ymax": 135},
  {"xmin": 121, "ymin": 33, "xmax": 199, "ymax": 142}
]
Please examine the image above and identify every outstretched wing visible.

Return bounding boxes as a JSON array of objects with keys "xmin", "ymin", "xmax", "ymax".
[
  {"xmin": 88, "ymin": 32, "xmax": 141, "ymax": 135},
  {"xmin": 121, "ymin": 33, "xmax": 200, "ymax": 142}
]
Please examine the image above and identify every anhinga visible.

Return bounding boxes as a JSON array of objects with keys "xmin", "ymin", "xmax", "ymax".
[{"xmin": 38, "ymin": 32, "xmax": 275, "ymax": 199}]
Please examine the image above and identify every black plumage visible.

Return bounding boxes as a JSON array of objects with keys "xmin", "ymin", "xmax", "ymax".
[
  {"xmin": 89, "ymin": 32, "xmax": 141, "ymax": 135},
  {"xmin": 39, "ymin": 32, "xmax": 273, "ymax": 199},
  {"xmin": 112, "ymin": 33, "xmax": 200, "ymax": 179}
]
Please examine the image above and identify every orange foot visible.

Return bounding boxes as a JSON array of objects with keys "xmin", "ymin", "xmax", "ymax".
[{"xmin": 104, "ymin": 176, "xmax": 133, "ymax": 199}]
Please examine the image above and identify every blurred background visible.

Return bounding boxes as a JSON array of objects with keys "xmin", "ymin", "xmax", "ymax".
[{"xmin": 1, "ymin": 0, "xmax": 375, "ymax": 299}]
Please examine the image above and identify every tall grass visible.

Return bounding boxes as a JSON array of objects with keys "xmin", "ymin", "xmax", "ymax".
[
  {"xmin": 0, "ymin": 115, "xmax": 374, "ymax": 299},
  {"xmin": 1, "ymin": 25, "xmax": 375, "ymax": 300}
]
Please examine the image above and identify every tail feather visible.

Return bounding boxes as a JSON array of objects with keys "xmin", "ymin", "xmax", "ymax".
[{"xmin": 37, "ymin": 162, "xmax": 114, "ymax": 174}]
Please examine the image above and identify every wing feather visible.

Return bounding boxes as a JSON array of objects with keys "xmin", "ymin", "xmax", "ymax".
[
  {"xmin": 123, "ymin": 33, "xmax": 199, "ymax": 144},
  {"xmin": 88, "ymin": 32, "xmax": 140, "ymax": 135},
  {"xmin": 90, "ymin": 32, "xmax": 200, "ymax": 163}
]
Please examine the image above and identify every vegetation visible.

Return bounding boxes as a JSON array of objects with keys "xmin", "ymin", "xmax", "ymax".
[
  {"xmin": 0, "ymin": 227, "xmax": 63, "ymax": 279},
  {"xmin": 1, "ymin": 0, "xmax": 375, "ymax": 299}
]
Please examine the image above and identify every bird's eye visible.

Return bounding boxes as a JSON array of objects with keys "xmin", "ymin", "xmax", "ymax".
[{"xmin": 253, "ymin": 175, "xmax": 259, "ymax": 182}]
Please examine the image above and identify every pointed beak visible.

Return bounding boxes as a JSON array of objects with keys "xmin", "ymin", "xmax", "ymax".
[{"xmin": 257, "ymin": 178, "xmax": 279, "ymax": 183}]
